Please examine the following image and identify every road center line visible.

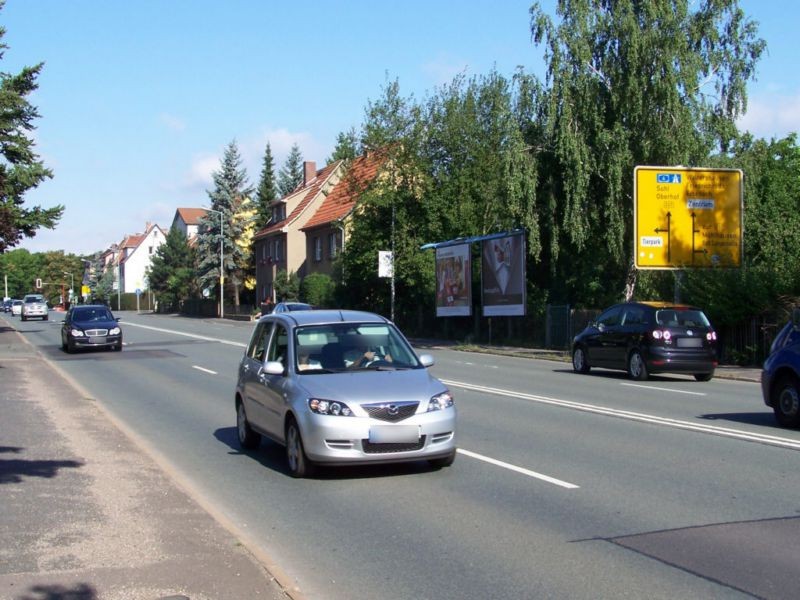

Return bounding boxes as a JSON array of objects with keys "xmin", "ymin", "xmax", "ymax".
[
  {"xmin": 192, "ymin": 365, "xmax": 217, "ymax": 375},
  {"xmin": 458, "ymin": 448, "xmax": 579, "ymax": 489},
  {"xmin": 621, "ymin": 382, "xmax": 706, "ymax": 396},
  {"xmin": 442, "ymin": 379, "xmax": 800, "ymax": 451},
  {"xmin": 123, "ymin": 322, "xmax": 247, "ymax": 347}
]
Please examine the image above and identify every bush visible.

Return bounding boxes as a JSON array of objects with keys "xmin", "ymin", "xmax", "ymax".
[{"xmin": 301, "ymin": 273, "xmax": 336, "ymax": 308}]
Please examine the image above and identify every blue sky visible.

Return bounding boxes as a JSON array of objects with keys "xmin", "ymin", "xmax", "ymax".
[{"xmin": 5, "ymin": 0, "xmax": 798, "ymax": 256}]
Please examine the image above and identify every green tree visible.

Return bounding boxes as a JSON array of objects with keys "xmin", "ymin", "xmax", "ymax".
[
  {"xmin": 529, "ymin": 0, "xmax": 765, "ymax": 305},
  {"xmin": 147, "ymin": 227, "xmax": 197, "ymax": 311},
  {"xmin": 196, "ymin": 140, "xmax": 255, "ymax": 308},
  {"xmin": 255, "ymin": 142, "xmax": 277, "ymax": 230},
  {"xmin": 0, "ymin": 7, "xmax": 63, "ymax": 253},
  {"xmin": 0, "ymin": 247, "xmax": 38, "ymax": 298},
  {"xmin": 277, "ymin": 143, "xmax": 303, "ymax": 196},
  {"xmin": 327, "ymin": 128, "xmax": 360, "ymax": 163},
  {"xmin": 86, "ymin": 253, "xmax": 115, "ymax": 303},
  {"xmin": 273, "ymin": 269, "xmax": 300, "ymax": 301},
  {"xmin": 300, "ymin": 272, "xmax": 336, "ymax": 307}
]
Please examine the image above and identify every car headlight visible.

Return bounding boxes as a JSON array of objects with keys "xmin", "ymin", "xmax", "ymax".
[
  {"xmin": 428, "ymin": 390, "xmax": 454, "ymax": 412},
  {"xmin": 109, "ymin": 327, "xmax": 121, "ymax": 335},
  {"xmin": 308, "ymin": 398, "xmax": 353, "ymax": 416},
  {"xmin": 70, "ymin": 329, "xmax": 85, "ymax": 337}
]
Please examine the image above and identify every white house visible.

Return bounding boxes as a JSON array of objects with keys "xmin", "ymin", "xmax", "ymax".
[
  {"xmin": 171, "ymin": 207, "xmax": 208, "ymax": 243},
  {"xmin": 117, "ymin": 222, "xmax": 166, "ymax": 293}
]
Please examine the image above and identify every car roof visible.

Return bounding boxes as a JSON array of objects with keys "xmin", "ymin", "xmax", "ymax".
[
  {"xmin": 633, "ymin": 301, "xmax": 704, "ymax": 310},
  {"xmin": 264, "ymin": 309, "xmax": 390, "ymax": 327},
  {"xmin": 72, "ymin": 304, "xmax": 111, "ymax": 310}
]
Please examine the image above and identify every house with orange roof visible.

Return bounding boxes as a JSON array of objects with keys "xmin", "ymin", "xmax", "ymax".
[
  {"xmin": 253, "ymin": 160, "xmax": 344, "ymax": 302},
  {"xmin": 253, "ymin": 152, "xmax": 386, "ymax": 303},
  {"xmin": 117, "ymin": 222, "xmax": 167, "ymax": 293},
  {"xmin": 171, "ymin": 207, "xmax": 208, "ymax": 242},
  {"xmin": 300, "ymin": 151, "xmax": 385, "ymax": 279}
]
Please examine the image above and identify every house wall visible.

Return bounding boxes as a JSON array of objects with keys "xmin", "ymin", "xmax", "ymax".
[
  {"xmin": 305, "ymin": 225, "xmax": 343, "ymax": 277},
  {"xmin": 121, "ymin": 228, "xmax": 165, "ymax": 293}
]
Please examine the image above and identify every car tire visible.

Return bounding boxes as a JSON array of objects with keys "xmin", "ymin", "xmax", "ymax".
[
  {"xmin": 627, "ymin": 349, "xmax": 648, "ymax": 381},
  {"xmin": 20, "ymin": 314, "xmax": 26, "ymax": 322},
  {"xmin": 428, "ymin": 449, "xmax": 456, "ymax": 470},
  {"xmin": 113, "ymin": 343, "xmax": 122, "ymax": 351},
  {"xmin": 572, "ymin": 346, "xmax": 590, "ymax": 374},
  {"xmin": 236, "ymin": 401, "xmax": 261, "ymax": 449},
  {"xmin": 286, "ymin": 417, "xmax": 314, "ymax": 478},
  {"xmin": 772, "ymin": 375, "xmax": 800, "ymax": 428},
  {"xmin": 61, "ymin": 335, "xmax": 68, "ymax": 351},
  {"xmin": 43, "ymin": 315, "xmax": 48, "ymax": 321},
  {"xmin": 66, "ymin": 338, "xmax": 75, "ymax": 354},
  {"xmin": 694, "ymin": 372, "xmax": 714, "ymax": 382}
]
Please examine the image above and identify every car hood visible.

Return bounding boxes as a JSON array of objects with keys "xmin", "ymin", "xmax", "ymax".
[
  {"xmin": 296, "ymin": 368, "xmax": 446, "ymax": 405},
  {"xmin": 69, "ymin": 319, "xmax": 119, "ymax": 329}
]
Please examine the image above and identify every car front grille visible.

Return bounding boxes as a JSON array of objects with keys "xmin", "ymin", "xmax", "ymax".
[
  {"xmin": 362, "ymin": 436, "xmax": 426, "ymax": 454},
  {"xmin": 85, "ymin": 329, "xmax": 109, "ymax": 337},
  {"xmin": 362, "ymin": 401, "xmax": 419, "ymax": 422}
]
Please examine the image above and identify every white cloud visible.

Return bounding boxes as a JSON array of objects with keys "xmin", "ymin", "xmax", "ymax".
[
  {"xmin": 159, "ymin": 113, "xmax": 187, "ymax": 132},
  {"xmin": 738, "ymin": 91, "xmax": 800, "ymax": 140}
]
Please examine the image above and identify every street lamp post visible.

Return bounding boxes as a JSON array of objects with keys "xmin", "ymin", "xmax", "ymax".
[
  {"xmin": 63, "ymin": 271, "xmax": 74, "ymax": 303},
  {"xmin": 205, "ymin": 208, "xmax": 224, "ymax": 319}
]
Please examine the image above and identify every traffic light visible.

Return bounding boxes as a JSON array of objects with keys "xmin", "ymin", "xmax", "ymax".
[{"xmin": 35, "ymin": 278, "xmax": 42, "ymax": 289}]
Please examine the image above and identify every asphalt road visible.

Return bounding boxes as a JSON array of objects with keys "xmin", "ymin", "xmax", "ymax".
[{"xmin": 11, "ymin": 311, "xmax": 800, "ymax": 599}]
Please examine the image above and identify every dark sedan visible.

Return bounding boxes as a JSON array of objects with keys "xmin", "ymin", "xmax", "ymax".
[
  {"xmin": 572, "ymin": 301, "xmax": 717, "ymax": 381},
  {"xmin": 61, "ymin": 304, "xmax": 123, "ymax": 353}
]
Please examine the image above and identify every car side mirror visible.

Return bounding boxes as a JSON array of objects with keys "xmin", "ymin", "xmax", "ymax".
[
  {"xmin": 116, "ymin": 317, "xmax": 121, "ymax": 322},
  {"xmin": 262, "ymin": 361, "xmax": 285, "ymax": 376},
  {"xmin": 419, "ymin": 354, "xmax": 435, "ymax": 367}
]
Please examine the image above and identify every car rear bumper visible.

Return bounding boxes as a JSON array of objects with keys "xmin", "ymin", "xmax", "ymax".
[{"xmin": 645, "ymin": 347, "xmax": 717, "ymax": 374}]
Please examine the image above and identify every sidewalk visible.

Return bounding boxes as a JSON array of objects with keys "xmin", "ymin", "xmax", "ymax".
[{"xmin": 0, "ymin": 319, "xmax": 295, "ymax": 600}]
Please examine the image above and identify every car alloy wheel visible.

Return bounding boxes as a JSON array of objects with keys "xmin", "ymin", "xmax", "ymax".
[
  {"xmin": 774, "ymin": 376, "xmax": 800, "ymax": 428},
  {"xmin": 628, "ymin": 350, "xmax": 648, "ymax": 381},
  {"xmin": 572, "ymin": 347, "xmax": 590, "ymax": 374},
  {"xmin": 286, "ymin": 418, "xmax": 313, "ymax": 478},
  {"xmin": 236, "ymin": 402, "xmax": 260, "ymax": 449}
]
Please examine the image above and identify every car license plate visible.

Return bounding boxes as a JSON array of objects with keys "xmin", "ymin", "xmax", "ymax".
[
  {"xmin": 677, "ymin": 337, "xmax": 702, "ymax": 348},
  {"xmin": 369, "ymin": 425, "xmax": 420, "ymax": 444},
  {"xmin": 88, "ymin": 336, "xmax": 107, "ymax": 344}
]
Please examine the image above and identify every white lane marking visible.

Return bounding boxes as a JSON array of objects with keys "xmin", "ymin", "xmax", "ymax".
[
  {"xmin": 123, "ymin": 322, "xmax": 247, "ymax": 347},
  {"xmin": 443, "ymin": 379, "xmax": 800, "ymax": 451},
  {"xmin": 621, "ymin": 382, "xmax": 707, "ymax": 397},
  {"xmin": 458, "ymin": 448, "xmax": 579, "ymax": 489},
  {"xmin": 192, "ymin": 365, "xmax": 217, "ymax": 375}
]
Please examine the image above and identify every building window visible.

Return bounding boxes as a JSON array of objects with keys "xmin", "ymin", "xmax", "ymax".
[
  {"xmin": 314, "ymin": 237, "xmax": 322, "ymax": 262},
  {"xmin": 148, "ymin": 246, "xmax": 153, "ymax": 254},
  {"xmin": 328, "ymin": 232, "xmax": 338, "ymax": 259}
]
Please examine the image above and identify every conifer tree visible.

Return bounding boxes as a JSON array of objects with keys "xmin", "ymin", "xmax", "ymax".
[
  {"xmin": 327, "ymin": 128, "xmax": 360, "ymax": 163},
  {"xmin": 277, "ymin": 143, "xmax": 303, "ymax": 196},
  {"xmin": 196, "ymin": 140, "xmax": 254, "ymax": 308},
  {"xmin": 0, "ymin": 9, "xmax": 63, "ymax": 253},
  {"xmin": 255, "ymin": 142, "xmax": 277, "ymax": 230},
  {"xmin": 147, "ymin": 227, "xmax": 197, "ymax": 310}
]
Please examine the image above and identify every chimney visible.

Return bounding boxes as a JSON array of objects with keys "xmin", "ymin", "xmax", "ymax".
[{"xmin": 303, "ymin": 161, "xmax": 316, "ymax": 185}]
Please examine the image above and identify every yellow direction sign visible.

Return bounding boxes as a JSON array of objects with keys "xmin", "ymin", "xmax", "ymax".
[{"xmin": 634, "ymin": 166, "xmax": 743, "ymax": 269}]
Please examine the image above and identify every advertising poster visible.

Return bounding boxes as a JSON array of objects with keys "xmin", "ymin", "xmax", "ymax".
[
  {"xmin": 435, "ymin": 244, "xmax": 471, "ymax": 317},
  {"xmin": 482, "ymin": 233, "xmax": 526, "ymax": 316}
]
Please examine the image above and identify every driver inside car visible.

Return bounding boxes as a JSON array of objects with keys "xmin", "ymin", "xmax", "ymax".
[{"xmin": 343, "ymin": 340, "xmax": 393, "ymax": 368}]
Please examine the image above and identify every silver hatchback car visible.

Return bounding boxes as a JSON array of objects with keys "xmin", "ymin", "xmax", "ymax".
[{"xmin": 235, "ymin": 310, "xmax": 457, "ymax": 477}]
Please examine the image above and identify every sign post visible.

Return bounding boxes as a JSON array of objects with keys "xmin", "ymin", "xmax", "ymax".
[{"xmin": 634, "ymin": 167, "xmax": 743, "ymax": 269}]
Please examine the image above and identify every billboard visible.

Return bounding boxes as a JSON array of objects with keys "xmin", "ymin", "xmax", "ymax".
[
  {"xmin": 634, "ymin": 166, "xmax": 743, "ymax": 269},
  {"xmin": 482, "ymin": 233, "xmax": 526, "ymax": 316},
  {"xmin": 435, "ymin": 244, "xmax": 471, "ymax": 317}
]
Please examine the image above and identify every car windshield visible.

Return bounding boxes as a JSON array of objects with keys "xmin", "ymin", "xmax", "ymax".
[
  {"xmin": 655, "ymin": 308, "xmax": 711, "ymax": 328},
  {"xmin": 24, "ymin": 295, "xmax": 44, "ymax": 303},
  {"xmin": 73, "ymin": 307, "xmax": 113, "ymax": 321},
  {"xmin": 294, "ymin": 322, "xmax": 420, "ymax": 373}
]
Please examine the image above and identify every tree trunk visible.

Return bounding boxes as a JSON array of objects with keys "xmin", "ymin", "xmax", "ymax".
[{"xmin": 623, "ymin": 260, "xmax": 637, "ymax": 301}]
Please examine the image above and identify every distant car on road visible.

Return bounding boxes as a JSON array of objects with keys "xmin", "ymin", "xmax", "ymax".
[
  {"xmin": 272, "ymin": 301, "xmax": 313, "ymax": 314},
  {"xmin": 11, "ymin": 299, "xmax": 23, "ymax": 316},
  {"xmin": 2, "ymin": 298, "xmax": 13, "ymax": 313},
  {"xmin": 572, "ymin": 301, "xmax": 718, "ymax": 381},
  {"xmin": 761, "ymin": 309, "xmax": 800, "ymax": 428},
  {"xmin": 235, "ymin": 309, "xmax": 457, "ymax": 477},
  {"xmin": 21, "ymin": 294, "xmax": 48, "ymax": 321},
  {"xmin": 61, "ymin": 304, "xmax": 123, "ymax": 353}
]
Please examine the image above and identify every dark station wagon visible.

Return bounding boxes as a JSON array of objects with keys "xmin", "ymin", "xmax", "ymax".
[{"xmin": 572, "ymin": 301, "xmax": 718, "ymax": 381}]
